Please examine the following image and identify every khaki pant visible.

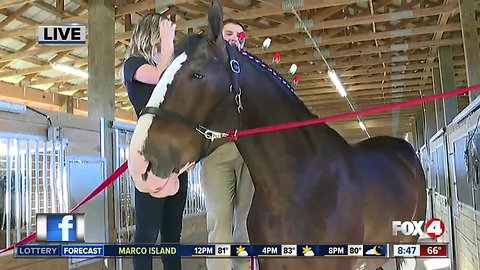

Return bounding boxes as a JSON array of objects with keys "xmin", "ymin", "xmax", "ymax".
[{"xmin": 201, "ymin": 142, "xmax": 257, "ymax": 270}]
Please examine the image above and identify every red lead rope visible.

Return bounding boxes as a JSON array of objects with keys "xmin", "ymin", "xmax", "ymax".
[
  {"xmin": 1, "ymin": 84, "xmax": 480, "ymax": 256},
  {"xmin": 0, "ymin": 161, "xmax": 129, "ymax": 254},
  {"xmin": 227, "ymin": 84, "xmax": 480, "ymax": 140}
]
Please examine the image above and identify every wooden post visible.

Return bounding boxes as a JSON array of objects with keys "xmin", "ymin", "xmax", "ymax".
[
  {"xmin": 458, "ymin": 0, "xmax": 480, "ymax": 101},
  {"xmin": 416, "ymin": 114, "xmax": 425, "ymax": 148},
  {"xmin": 88, "ymin": 1, "xmax": 116, "ymax": 269},
  {"xmin": 424, "ymin": 87, "xmax": 437, "ymax": 141},
  {"xmin": 438, "ymin": 46, "xmax": 458, "ymax": 126},
  {"xmin": 412, "ymin": 117, "xmax": 419, "ymax": 150},
  {"xmin": 61, "ymin": 96, "xmax": 74, "ymax": 114},
  {"xmin": 432, "ymin": 67, "xmax": 445, "ymax": 129}
]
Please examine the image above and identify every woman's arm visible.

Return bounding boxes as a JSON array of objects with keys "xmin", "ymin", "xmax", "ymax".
[
  {"xmin": 133, "ymin": 20, "xmax": 176, "ymax": 85},
  {"xmin": 133, "ymin": 44, "xmax": 173, "ymax": 84}
]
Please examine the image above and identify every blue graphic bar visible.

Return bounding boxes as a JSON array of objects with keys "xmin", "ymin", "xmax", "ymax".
[{"xmin": 15, "ymin": 244, "xmax": 389, "ymax": 257}]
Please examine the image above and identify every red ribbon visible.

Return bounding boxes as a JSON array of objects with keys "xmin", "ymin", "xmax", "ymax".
[
  {"xmin": 228, "ymin": 84, "xmax": 480, "ymax": 140},
  {"xmin": 0, "ymin": 161, "xmax": 129, "ymax": 254}
]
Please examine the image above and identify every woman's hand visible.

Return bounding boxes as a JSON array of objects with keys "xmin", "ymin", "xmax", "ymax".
[{"xmin": 159, "ymin": 19, "xmax": 175, "ymax": 52}]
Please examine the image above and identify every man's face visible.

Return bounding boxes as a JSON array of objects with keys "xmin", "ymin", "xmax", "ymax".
[{"xmin": 222, "ymin": 23, "xmax": 245, "ymax": 49}]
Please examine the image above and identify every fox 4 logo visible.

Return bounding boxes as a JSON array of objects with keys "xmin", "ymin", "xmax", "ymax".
[{"xmin": 392, "ymin": 218, "xmax": 445, "ymax": 238}]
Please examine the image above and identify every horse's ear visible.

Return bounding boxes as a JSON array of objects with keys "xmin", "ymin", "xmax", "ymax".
[{"xmin": 207, "ymin": 0, "xmax": 224, "ymax": 44}]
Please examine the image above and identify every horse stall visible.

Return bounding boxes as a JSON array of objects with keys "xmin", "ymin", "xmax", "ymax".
[
  {"xmin": 441, "ymin": 97, "xmax": 480, "ymax": 270},
  {"xmin": 0, "ymin": 103, "xmax": 208, "ymax": 270}
]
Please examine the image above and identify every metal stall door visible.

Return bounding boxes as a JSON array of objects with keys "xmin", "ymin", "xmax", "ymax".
[
  {"xmin": 420, "ymin": 145, "xmax": 434, "ymax": 220},
  {"xmin": 66, "ymin": 157, "xmax": 106, "ymax": 268},
  {"xmin": 112, "ymin": 122, "xmax": 136, "ymax": 270},
  {"xmin": 447, "ymin": 128, "xmax": 469, "ymax": 270},
  {"xmin": 0, "ymin": 133, "xmax": 67, "ymax": 250},
  {"xmin": 111, "ymin": 121, "xmax": 207, "ymax": 270}
]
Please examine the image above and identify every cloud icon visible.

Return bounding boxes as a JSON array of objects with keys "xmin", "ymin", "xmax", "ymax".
[
  {"xmin": 304, "ymin": 250, "xmax": 314, "ymax": 256},
  {"xmin": 238, "ymin": 251, "xmax": 248, "ymax": 257},
  {"xmin": 365, "ymin": 246, "xmax": 382, "ymax": 256}
]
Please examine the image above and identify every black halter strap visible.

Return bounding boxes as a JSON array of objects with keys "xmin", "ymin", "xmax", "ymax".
[{"xmin": 138, "ymin": 43, "xmax": 243, "ymax": 161}]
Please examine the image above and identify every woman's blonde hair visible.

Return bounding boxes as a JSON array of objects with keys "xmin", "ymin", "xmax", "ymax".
[{"xmin": 125, "ymin": 12, "xmax": 165, "ymax": 65}]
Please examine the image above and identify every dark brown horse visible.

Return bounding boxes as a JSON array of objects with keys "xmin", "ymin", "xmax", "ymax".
[{"xmin": 128, "ymin": 1, "xmax": 427, "ymax": 269}]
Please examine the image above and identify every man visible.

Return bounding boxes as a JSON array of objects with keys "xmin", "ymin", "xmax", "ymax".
[{"xmin": 200, "ymin": 19, "xmax": 256, "ymax": 270}]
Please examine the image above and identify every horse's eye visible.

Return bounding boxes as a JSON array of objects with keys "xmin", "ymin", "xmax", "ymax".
[{"xmin": 192, "ymin": 73, "xmax": 204, "ymax": 79}]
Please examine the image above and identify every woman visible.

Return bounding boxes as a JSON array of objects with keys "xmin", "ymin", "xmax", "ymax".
[{"xmin": 122, "ymin": 13, "xmax": 187, "ymax": 270}]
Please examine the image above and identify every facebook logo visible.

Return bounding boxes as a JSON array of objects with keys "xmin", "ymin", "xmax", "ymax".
[{"xmin": 36, "ymin": 213, "xmax": 85, "ymax": 242}]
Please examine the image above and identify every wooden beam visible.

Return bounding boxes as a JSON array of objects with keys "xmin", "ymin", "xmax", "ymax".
[
  {"xmin": 0, "ymin": 0, "xmax": 32, "ymax": 9},
  {"xmin": 270, "ymin": 38, "xmax": 464, "ymax": 65},
  {"xmin": 0, "ymin": 15, "xmax": 88, "ymax": 39},
  {"xmin": 300, "ymin": 63, "xmax": 440, "ymax": 81},
  {"xmin": 248, "ymin": 4, "xmax": 456, "ymax": 39},
  {"xmin": 299, "ymin": 85, "xmax": 429, "ymax": 101},
  {"xmin": 87, "ymin": 2, "xmax": 117, "ymax": 268},
  {"xmin": 0, "ymin": 51, "xmax": 124, "ymax": 78},
  {"xmin": 438, "ymin": 46, "xmax": 458, "ymax": 125},
  {"xmin": 56, "ymin": 0, "xmax": 64, "ymax": 12},
  {"xmin": 32, "ymin": 0, "xmax": 68, "ymax": 18},
  {"xmin": 0, "ymin": 45, "xmax": 71, "ymax": 64},
  {"xmin": 250, "ymin": 23, "xmax": 464, "ymax": 55},
  {"xmin": 280, "ymin": 53, "xmax": 465, "ymax": 74},
  {"xmin": 0, "ymin": 3, "xmax": 32, "ymax": 29},
  {"xmin": 0, "ymin": 81, "xmax": 135, "ymax": 122},
  {"xmin": 458, "ymin": 0, "xmax": 480, "ymax": 98}
]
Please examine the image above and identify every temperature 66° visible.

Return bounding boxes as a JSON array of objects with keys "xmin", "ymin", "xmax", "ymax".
[{"xmin": 427, "ymin": 246, "xmax": 440, "ymax": 255}]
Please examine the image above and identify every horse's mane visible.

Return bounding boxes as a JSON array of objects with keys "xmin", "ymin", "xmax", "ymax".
[
  {"xmin": 174, "ymin": 33, "xmax": 317, "ymax": 118},
  {"xmin": 239, "ymin": 49, "xmax": 318, "ymax": 119}
]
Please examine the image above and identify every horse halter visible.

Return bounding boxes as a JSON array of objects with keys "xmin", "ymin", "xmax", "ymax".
[{"xmin": 138, "ymin": 43, "xmax": 243, "ymax": 161}]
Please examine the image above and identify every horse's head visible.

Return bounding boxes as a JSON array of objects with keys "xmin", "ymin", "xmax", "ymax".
[{"xmin": 129, "ymin": 0, "xmax": 242, "ymax": 192}]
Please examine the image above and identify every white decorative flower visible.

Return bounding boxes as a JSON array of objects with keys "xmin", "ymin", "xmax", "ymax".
[
  {"xmin": 288, "ymin": 64, "xmax": 298, "ymax": 75},
  {"xmin": 262, "ymin": 38, "xmax": 272, "ymax": 49}
]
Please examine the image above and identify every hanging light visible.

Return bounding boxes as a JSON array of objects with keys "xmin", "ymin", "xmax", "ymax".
[
  {"xmin": 288, "ymin": 64, "xmax": 298, "ymax": 75},
  {"xmin": 359, "ymin": 121, "xmax": 366, "ymax": 131},
  {"xmin": 327, "ymin": 69, "xmax": 346, "ymax": 97}
]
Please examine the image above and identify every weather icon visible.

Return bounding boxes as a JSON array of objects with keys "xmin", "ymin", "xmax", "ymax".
[
  {"xmin": 236, "ymin": 246, "xmax": 248, "ymax": 256},
  {"xmin": 365, "ymin": 245, "xmax": 383, "ymax": 256},
  {"xmin": 302, "ymin": 246, "xmax": 315, "ymax": 256}
]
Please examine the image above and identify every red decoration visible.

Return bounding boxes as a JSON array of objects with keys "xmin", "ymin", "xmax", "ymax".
[
  {"xmin": 237, "ymin": 31, "xmax": 246, "ymax": 41},
  {"xmin": 292, "ymin": 75, "xmax": 300, "ymax": 85},
  {"xmin": 272, "ymin": 52, "xmax": 281, "ymax": 65}
]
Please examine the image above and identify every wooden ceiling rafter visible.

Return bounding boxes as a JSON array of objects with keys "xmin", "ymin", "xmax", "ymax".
[{"xmin": 0, "ymin": 0, "xmax": 476, "ymax": 140}]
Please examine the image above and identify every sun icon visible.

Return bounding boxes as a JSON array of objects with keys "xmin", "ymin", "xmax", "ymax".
[
  {"xmin": 236, "ymin": 246, "xmax": 245, "ymax": 254},
  {"xmin": 302, "ymin": 246, "xmax": 315, "ymax": 256},
  {"xmin": 236, "ymin": 246, "xmax": 248, "ymax": 256}
]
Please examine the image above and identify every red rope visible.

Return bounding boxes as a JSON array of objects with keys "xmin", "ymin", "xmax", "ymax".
[
  {"xmin": 0, "ymin": 161, "xmax": 129, "ymax": 254},
  {"xmin": 2, "ymin": 84, "xmax": 479, "ymax": 256},
  {"xmin": 227, "ymin": 84, "xmax": 480, "ymax": 140}
]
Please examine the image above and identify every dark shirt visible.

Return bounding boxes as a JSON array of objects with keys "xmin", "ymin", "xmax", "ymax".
[{"xmin": 123, "ymin": 56, "xmax": 156, "ymax": 117}]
